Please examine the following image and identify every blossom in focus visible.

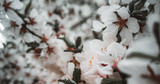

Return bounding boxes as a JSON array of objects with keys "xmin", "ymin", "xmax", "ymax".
[{"xmin": 93, "ymin": 5, "xmax": 140, "ymax": 45}]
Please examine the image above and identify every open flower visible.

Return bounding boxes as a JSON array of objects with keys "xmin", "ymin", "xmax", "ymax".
[
  {"xmin": 74, "ymin": 39, "xmax": 126, "ymax": 83},
  {"xmin": 95, "ymin": 5, "xmax": 140, "ymax": 45},
  {"xmin": 118, "ymin": 36, "xmax": 159, "ymax": 84},
  {"xmin": 0, "ymin": 0, "xmax": 23, "ymax": 20}
]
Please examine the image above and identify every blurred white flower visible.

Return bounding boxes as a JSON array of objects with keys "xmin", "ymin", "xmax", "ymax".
[
  {"xmin": 0, "ymin": 0, "xmax": 23, "ymax": 20},
  {"xmin": 109, "ymin": 0, "xmax": 120, "ymax": 5},
  {"xmin": 118, "ymin": 36, "xmax": 159, "ymax": 84},
  {"xmin": 147, "ymin": 0, "xmax": 160, "ymax": 4},
  {"xmin": 147, "ymin": 13, "xmax": 160, "ymax": 33},
  {"xmin": 0, "ymin": 23, "xmax": 5, "ymax": 48},
  {"xmin": 92, "ymin": 20, "xmax": 105, "ymax": 32},
  {"xmin": 0, "ymin": 22, "xmax": 5, "ymax": 31}
]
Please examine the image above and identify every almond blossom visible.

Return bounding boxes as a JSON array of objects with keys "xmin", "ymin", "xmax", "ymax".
[
  {"xmin": 93, "ymin": 5, "xmax": 140, "ymax": 45},
  {"xmin": 74, "ymin": 38, "xmax": 126, "ymax": 84},
  {"xmin": 0, "ymin": 0, "xmax": 160, "ymax": 84}
]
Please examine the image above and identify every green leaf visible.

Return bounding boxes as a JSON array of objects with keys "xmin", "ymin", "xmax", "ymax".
[
  {"xmin": 64, "ymin": 50, "xmax": 73, "ymax": 52},
  {"xmin": 101, "ymin": 78, "xmax": 122, "ymax": 84},
  {"xmin": 73, "ymin": 68, "xmax": 81, "ymax": 83},
  {"xmin": 25, "ymin": 0, "xmax": 32, "ymax": 16},
  {"xmin": 75, "ymin": 37, "xmax": 81, "ymax": 48},
  {"xmin": 131, "ymin": 10, "xmax": 148, "ymax": 21},
  {"xmin": 129, "ymin": 0, "xmax": 139, "ymax": 13},
  {"xmin": 58, "ymin": 79, "xmax": 76, "ymax": 84},
  {"xmin": 25, "ymin": 41, "xmax": 39, "ymax": 48},
  {"xmin": 60, "ymin": 37, "xmax": 75, "ymax": 48},
  {"xmin": 148, "ymin": 4, "xmax": 155, "ymax": 13},
  {"xmin": 47, "ymin": 22, "xmax": 54, "ymax": 26},
  {"xmin": 134, "ymin": 0, "xmax": 146, "ymax": 10}
]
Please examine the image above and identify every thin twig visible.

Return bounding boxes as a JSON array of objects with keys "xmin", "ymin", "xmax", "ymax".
[{"xmin": 71, "ymin": 14, "xmax": 93, "ymax": 30}]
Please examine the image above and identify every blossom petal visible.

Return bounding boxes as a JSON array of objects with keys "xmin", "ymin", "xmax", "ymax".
[
  {"xmin": 68, "ymin": 62, "xmax": 75, "ymax": 76},
  {"xmin": 98, "ymin": 64, "xmax": 113, "ymax": 76},
  {"xmin": 117, "ymin": 7, "xmax": 130, "ymax": 19},
  {"xmin": 103, "ymin": 24, "xmax": 118, "ymax": 46},
  {"xmin": 120, "ymin": 28, "xmax": 133, "ymax": 45},
  {"xmin": 126, "ymin": 36, "xmax": 159, "ymax": 57},
  {"xmin": 75, "ymin": 53, "xmax": 86, "ymax": 63},
  {"xmin": 127, "ymin": 17, "xmax": 139, "ymax": 33},
  {"xmin": 92, "ymin": 20, "xmax": 105, "ymax": 32},
  {"xmin": 29, "ymin": 9, "xmax": 38, "ymax": 18},
  {"xmin": 97, "ymin": 6, "xmax": 110, "ymax": 15},
  {"xmin": 0, "ymin": 23, "xmax": 5, "ymax": 31},
  {"xmin": 10, "ymin": 0, "xmax": 23, "ymax": 9},
  {"xmin": 121, "ymin": 0, "xmax": 132, "ymax": 4},
  {"xmin": 109, "ymin": 0, "xmax": 120, "ymax": 5}
]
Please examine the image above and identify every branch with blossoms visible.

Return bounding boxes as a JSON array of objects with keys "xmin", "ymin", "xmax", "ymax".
[{"xmin": 0, "ymin": 0, "xmax": 160, "ymax": 84}]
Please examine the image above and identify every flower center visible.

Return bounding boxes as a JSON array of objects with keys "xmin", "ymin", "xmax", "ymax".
[
  {"xmin": 29, "ymin": 18, "xmax": 36, "ymax": 25},
  {"xmin": 11, "ymin": 21, "xmax": 18, "ymax": 28},
  {"xmin": 41, "ymin": 35, "xmax": 48, "ymax": 43},
  {"xmin": 113, "ymin": 12, "xmax": 128, "ymax": 29},
  {"xmin": 3, "ymin": 1, "xmax": 12, "ymax": 11},
  {"xmin": 113, "ymin": 18, "xmax": 128, "ymax": 29},
  {"xmin": 47, "ymin": 46, "xmax": 54, "ymax": 55}
]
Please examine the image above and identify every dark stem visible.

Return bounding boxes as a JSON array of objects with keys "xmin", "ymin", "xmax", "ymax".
[{"xmin": 71, "ymin": 14, "xmax": 93, "ymax": 30}]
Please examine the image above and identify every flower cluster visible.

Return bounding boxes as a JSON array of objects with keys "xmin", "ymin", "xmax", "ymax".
[{"xmin": 0, "ymin": 0, "xmax": 160, "ymax": 84}]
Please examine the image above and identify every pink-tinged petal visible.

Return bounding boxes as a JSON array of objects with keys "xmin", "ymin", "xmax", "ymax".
[
  {"xmin": 117, "ymin": 7, "xmax": 130, "ymax": 19},
  {"xmin": 84, "ymin": 75, "xmax": 100, "ymax": 84},
  {"xmin": 83, "ymin": 66, "xmax": 98, "ymax": 76},
  {"xmin": 107, "ymin": 42, "xmax": 126, "ymax": 58},
  {"xmin": 92, "ymin": 20, "xmax": 105, "ymax": 32},
  {"xmin": 68, "ymin": 62, "xmax": 75, "ymax": 76},
  {"xmin": 98, "ymin": 64, "xmax": 113, "ymax": 76},
  {"xmin": 95, "ymin": 77, "xmax": 103, "ymax": 84},
  {"xmin": 127, "ymin": 17, "xmax": 140, "ymax": 33},
  {"xmin": 120, "ymin": 28, "xmax": 133, "ymax": 45},
  {"xmin": 75, "ymin": 53, "xmax": 86, "ymax": 63}
]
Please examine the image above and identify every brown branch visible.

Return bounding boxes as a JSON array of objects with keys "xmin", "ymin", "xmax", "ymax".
[{"xmin": 71, "ymin": 14, "xmax": 93, "ymax": 30}]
